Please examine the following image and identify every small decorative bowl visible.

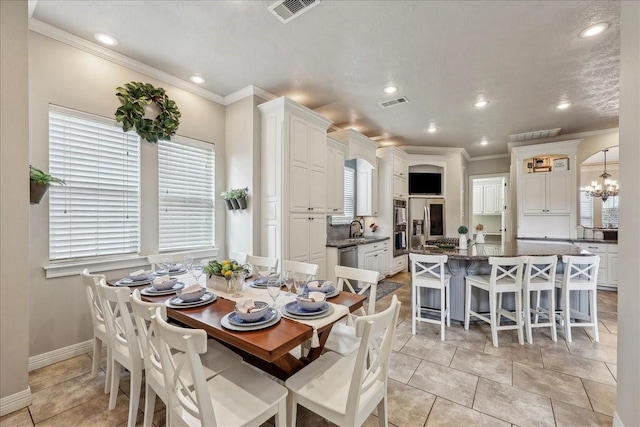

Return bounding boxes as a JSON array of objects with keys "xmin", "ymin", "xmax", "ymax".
[
  {"xmin": 297, "ymin": 292, "xmax": 326, "ymax": 311},
  {"xmin": 176, "ymin": 287, "xmax": 206, "ymax": 302},
  {"xmin": 152, "ymin": 278, "xmax": 177, "ymax": 290},
  {"xmin": 128, "ymin": 274, "xmax": 150, "ymax": 282},
  {"xmin": 306, "ymin": 280, "xmax": 332, "ymax": 293},
  {"xmin": 235, "ymin": 301, "xmax": 270, "ymax": 322}
]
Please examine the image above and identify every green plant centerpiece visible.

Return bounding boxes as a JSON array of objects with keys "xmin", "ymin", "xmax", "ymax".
[
  {"xmin": 205, "ymin": 259, "xmax": 251, "ymax": 281},
  {"xmin": 29, "ymin": 165, "xmax": 65, "ymax": 205},
  {"xmin": 115, "ymin": 82, "xmax": 181, "ymax": 143},
  {"xmin": 457, "ymin": 226, "xmax": 468, "ymax": 235}
]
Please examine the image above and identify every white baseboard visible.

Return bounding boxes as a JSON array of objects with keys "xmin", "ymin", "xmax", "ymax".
[
  {"xmin": 28, "ymin": 339, "xmax": 95, "ymax": 371},
  {"xmin": 613, "ymin": 411, "xmax": 624, "ymax": 427},
  {"xmin": 0, "ymin": 387, "xmax": 32, "ymax": 417}
]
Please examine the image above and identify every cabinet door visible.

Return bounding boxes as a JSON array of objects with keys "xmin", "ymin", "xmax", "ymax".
[
  {"xmin": 546, "ymin": 172, "xmax": 571, "ymax": 213},
  {"xmin": 483, "ymin": 185, "xmax": 498, "ymax": 214},
  {"xmin": 289, "ymin": 216, "xmax": 310, "ymax": 263},
  {"xmin": 371, "ymin": 164, "xmax": 379, "ymax": 216},
  {"xmin": 393, "ymin": 156, "xmax": 407, "ymax": 178},
  {"xmin": 381, "ymin": 248, "xmax": 390, "ymax": 276},
  {"xmin": 326, "ymin": 145, "xmax": 336, "ymax": 212},
  {"xmin": 332, "ymin": 148, "xmax": 345, "ymax": 214},
  {"xmin": 496, "ymin": 183, "xmax": 504, "ymax": 213},
  {"xmin": 356, "ymin": 169, "xmax": 372, "ymax": 216},
  {"xmin": 472, "ymin": 186, "xmax": 483, "ymax": 214},
  {"xmin": 308, "ymin": 127, "xmax": 326, "ymax": 211},
  {"xmin": 607, "ymin": 253, "xmax": 618, "ymax": 287},
  {"xmin": 308, "ymin": 215, "xmax": 326, "ymax": 262},
  {"xmin": 364, "ymin": 252, "xmax": 377, "ymax": 273},
  {"xmin": 289, "ymin": 117, "xmax": 310, "ymax": 212},
  {"xmin": 522, "ymin": 173, "xmax": 547, "ymax": 213},
  {"xmin": 393, "ymin": 175, "xmax": 407, "ymax": 199}
]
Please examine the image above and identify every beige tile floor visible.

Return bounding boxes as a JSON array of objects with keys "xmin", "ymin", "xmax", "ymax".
[{"xmin": 1, "ymin": 272, "xmax": 617, "ymax": 427}]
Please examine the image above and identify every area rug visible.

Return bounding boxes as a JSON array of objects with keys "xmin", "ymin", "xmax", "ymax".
[{"xmin": 362, "ymin": 281, "xmax": 405, "ymax": 302}]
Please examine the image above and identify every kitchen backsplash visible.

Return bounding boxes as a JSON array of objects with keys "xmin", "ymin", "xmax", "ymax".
[{"xmin": 326, "ymin": 221, "xmax": 350, "ymax": 240}]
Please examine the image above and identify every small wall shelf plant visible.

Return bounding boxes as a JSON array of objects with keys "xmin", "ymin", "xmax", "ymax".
[
  {"xmin": 221, "ymin": 187, "xmax": 249, "ymax": 210},
  {"xmin": 29, "ymin": 165, "xmax": 65, "ymax": 205},
  {"xmin": 115, "ymin": 82, "xmax": 181, "ymax": 143}
]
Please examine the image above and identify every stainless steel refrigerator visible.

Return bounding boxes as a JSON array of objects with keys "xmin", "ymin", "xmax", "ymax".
[{"xmin": 408, "ymin": 198, "xmax": 446, "ymax": 248}]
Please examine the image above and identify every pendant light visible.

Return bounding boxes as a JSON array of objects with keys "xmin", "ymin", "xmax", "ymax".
[{"xmin": 585, "ymin": 149, "xmax": 619, "ymax": 202}]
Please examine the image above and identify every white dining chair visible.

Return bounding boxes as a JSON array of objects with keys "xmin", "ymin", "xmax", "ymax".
[
  {"xmin": 281, "ymin": 259, "xmax": 319, "ymax": 279},
  {"xmin": 96, "ymin": 281, "xmax": 142, "ymax": 427},
  {"xmin": 229, "ymin": 251, "xmax": 248, "ymax": 264},
  {"xmin": 409, "ymin": 254, "xmax": 451, "ymax": 340},
  {"xmin": 465, "ymin": 256, "xmax": 526, "ymax": 347},
  {"xmin": 130, "ymin": 290, "xmax": 243, "ymax": 427},
  {"xmin": 323, "ymin": 266, "xmax": 380, "ymax": 355},
  {"xmin": 153, "ymin": 308, "xmax": 288, "ymax": 427},
  {"xmin": 522, "ymin": 255, "xmax": 558, "ymax": 343},
  {"xmin": 285, "ymin": 296, "xmax": 401, "ymax": 427},
  {"xmin": 245, "ymin": 254, "xmax": 279, "ymax": 275},
  {"xmin": 555, "ymin": 255, "xmax": 600, "ymax": 343},
  {"xmin": 81, "ymin": 269, "xmax": 111, "ymax": 393}
]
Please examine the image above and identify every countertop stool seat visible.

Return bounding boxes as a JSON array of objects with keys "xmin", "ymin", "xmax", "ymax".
[
  {"xmin": 465, "ymin": 256, "xmax": 526, "ymax": 347},
  {"xmin": 555, "ymin": 255, "xmax": 600, "ymax": 343},
  {"xmin": 522, "ymin": 255, "xmax": 559, "ymax": 343},
  {"xmin": 409, "ymin": 254, "xmax": 451, "ymax": 340}
]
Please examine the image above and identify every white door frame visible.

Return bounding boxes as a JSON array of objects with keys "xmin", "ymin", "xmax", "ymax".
[{"xmin": 468, "ymin": 173, "xmax": 510, "ymax": 243}]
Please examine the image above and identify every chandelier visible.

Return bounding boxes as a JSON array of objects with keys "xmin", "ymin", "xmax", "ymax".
[{"xmin": 585, "ymin": 149, "xmax": 619, "ymax": 202}]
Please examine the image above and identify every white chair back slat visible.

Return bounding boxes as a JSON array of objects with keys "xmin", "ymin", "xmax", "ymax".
[
  {"xmin": 229, "ymin": 251, "xmax": 248, "ymax": 264},
  {"xmin": 335, "ymin": 265, "xmax": 380, "ymax": 315},
  {"xmin": 81, "ymin": 269, "xmax": 107, "ymax": 331},
  {"xmin": 523, "ymin": 255, "xmax": 558, "ymax": 284},
  {"xmin": 282, "ymin": 259, "xmax": 319, "ymax": 279},
  {"xmin": 562, "ymin": 255, "xmax": 600, "ymax": 284},
  {"xmin": 245, "ymin": 255, "xmax": 279, "ymax": 275},
  {"xmin": 410, "ymin": 254, "xmax": 448, "ymax": 285},
  {"xmin": 489, "ymin": 256, "xmax": 525, "ymax": 287}
]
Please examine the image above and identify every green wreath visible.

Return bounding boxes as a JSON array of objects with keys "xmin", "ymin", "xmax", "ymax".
[{"xmin": 115, "ymin": 82, "xmax": 181, "ymax": 143}]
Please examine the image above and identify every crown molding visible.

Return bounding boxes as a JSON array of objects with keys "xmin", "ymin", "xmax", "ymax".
[
  {"xmin": 507, "ymin": 128, "xmax": 618, "ymax": 152},
  {"xmin": 224, "ymin": 85, "xmax": 277, "ymax": 105},
  {"xmin": 28, "ymin": 18, "xmax": 226, "ymax": 105},
  {"xmin": 401, "ymin": 145, "xmax": 470, "ymax": 160},
  {"xmin": 469, "ymin": 153, "xmax": 511, "ymax": 162}
]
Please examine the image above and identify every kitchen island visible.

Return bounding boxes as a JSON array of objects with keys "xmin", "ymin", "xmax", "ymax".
[{"xmin": 410, "ymin": 241, "xmax": 588, "ymax": 322}]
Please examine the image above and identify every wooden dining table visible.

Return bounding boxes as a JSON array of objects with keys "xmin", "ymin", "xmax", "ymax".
[{"xmin": 109, "ymin": 277, "xmax": 366, "ymax": 380}]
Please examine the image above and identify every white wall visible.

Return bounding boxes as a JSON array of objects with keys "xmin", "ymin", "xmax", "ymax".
[
  {"xmin": 616, "ymin": 2, "xmax": 640, "ymax": 425},
  {"xmin": 1, "ymin": 0, "xmax": 31, "ymax": 404},
  {"xmin": 28, "ymin": 32, "xmax": 226, "ymax": 357},
  {"xmin": 577, "ymin": 131, "xmax": 619, "ymax": 165},
  {"xmin": 467, "ymin": 156, "xmax": 511, "ymax": 175}
]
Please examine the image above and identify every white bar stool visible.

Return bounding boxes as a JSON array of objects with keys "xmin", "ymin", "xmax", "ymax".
[
  {"xmin": 465, "ymin": 256, "xmax": 526, "ymax": 347},
  {"xmin": 522, "ymin": 255, "xmax": 558, "ymax": 343},
  {"xmin": 409, "ymin": 253, "xmax": 450, "ymax": 340}
]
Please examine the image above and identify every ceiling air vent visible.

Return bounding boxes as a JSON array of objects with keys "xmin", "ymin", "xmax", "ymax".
[
  {"xmin": 379, "ymin": 97, "xmax": 409, "ymax": 108},
  {"xmin": 508, "ymin": 128, "xmax": 561, "ymax": 142},
  {"xmin": 268, "ymin": 0, "xmax": 320, "ymax": 24}
]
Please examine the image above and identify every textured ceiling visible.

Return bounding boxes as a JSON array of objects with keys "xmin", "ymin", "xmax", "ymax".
[{"xmin": 32, "ymin": 1, "xmax": 620, "ymax": 157}]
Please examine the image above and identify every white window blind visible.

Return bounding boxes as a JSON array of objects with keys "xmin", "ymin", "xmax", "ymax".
[
  {"xmin": 158, "ymin": 137, "xmax": 215, "ymax": 251},
  {"xmin": 331, "ymin": 167, "xmax": 355, "ymax": 225},
  {"xmin": 602, "ymin": 196, "xmax": 619, "ymax": 228},
  {"xmin": 579, "ymin": 188, "xmax": 593, "ymax": 228},
  {"xmin": 49, "ymin": 106, "xmax": 140, "ymax": 260}
]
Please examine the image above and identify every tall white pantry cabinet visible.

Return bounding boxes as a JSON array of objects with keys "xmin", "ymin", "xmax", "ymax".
[{"xmin": 258, "ymin": 97, "xmax": 333, "ymax": 278}]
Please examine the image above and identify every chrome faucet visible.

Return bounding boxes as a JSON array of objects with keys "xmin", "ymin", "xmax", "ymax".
[{"xmin": 350, "ymin": 219, "xmax": 364, "ymax": 238}]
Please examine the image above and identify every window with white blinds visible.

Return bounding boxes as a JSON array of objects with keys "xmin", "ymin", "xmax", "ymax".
[
  {"xmin": 49, "ymin": 106, "xmax": 140, "ymax": 261},
  {"xmin": 158, "ymin": 137, "xmax": 215, "ymax": 251},
  {"xmin": 602, "ymin": 196, "xmax": 619, "ymax": 228},
  {"xmin": 579, "ymin": 188, "xmax": 593, "ymax": 228},
  {"xmin": 331, "ymin": 166, "xmax": 355, "ymax": 225}
]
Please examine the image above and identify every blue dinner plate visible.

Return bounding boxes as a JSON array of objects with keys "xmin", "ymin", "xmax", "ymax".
[
  {"xmin": 283, "ymin": 301, "xmax": 330, "ymax": 316},
  {"xmin": 227, "ymin": 309, "xmax": 277, "ymax": 327}
]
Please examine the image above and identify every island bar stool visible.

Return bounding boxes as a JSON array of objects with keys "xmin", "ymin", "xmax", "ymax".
[
  {"xmin": 81, "ymin": 269, "xmax": 111, "ymax": 393},
  {"xmin": 465, "ymin": 256, "xmax": 526, "ymax": 347},
  {"xmin": 409, "ymin": 253, "xmax": 451, "ymax": 340},
  {"xmin": 555, "ymin": 255, "xmax": 600, "ymax": 343},
  {"xmin": 522, "ymin": 256, "xmax": 559, "ymax": 343}
]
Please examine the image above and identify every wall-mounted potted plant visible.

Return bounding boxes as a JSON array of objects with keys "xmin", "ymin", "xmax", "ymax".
[
  {"xmin": 29, "ymin": 165, "xmax": 65, "ymax": 205},
  {"xmin": 220, "ymin": 191, "xmax": 234, "ymax": 210},
  {"xmin": 235, "ymin": 187, "xmax": 248, "ymax": 209},
  {"xmin": 227, "ymin": 189, "xmax": 241, "ymax": 210}
]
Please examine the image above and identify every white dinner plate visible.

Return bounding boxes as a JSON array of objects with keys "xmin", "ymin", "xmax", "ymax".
[
  {"xmin": 281, "ymin": 303, "xmax": 334, "ymax": 321},
  {"xmin": 227, "ymin": 308, "xmax": 278, "ymax": 327},
  {"xmin": 140, "ymin": 282, "xmax": 185, "ymax": 296},
  {"xmin": 114, "ymin": 278, "xmax": 153, "ymax": 287},
  {"xmin": 283, "ymin": 301, "xmax": 330, "ymax": 316},
  {"xmin": 221, "ymin": 311, "xmax": 281, "ymax": 331}
]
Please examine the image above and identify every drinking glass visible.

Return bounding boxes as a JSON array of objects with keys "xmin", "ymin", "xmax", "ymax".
[
  {"xmin": 191, "ymin": 265, "xmax": 204, "ymax": 287},
  {"xmin": 232, "ymin": 271, "xmax": 243, "ymax": 298},
  {"xmin": 183, "ymin": 255, "xmax": 194, "ymax": 272},
  {"xmin": 267, "ymin": 278, "xmax": 281, "ymax": 308},
  {"xmin": 282, "ymin": 271, "xmax": 295, "ymax": 296},
  {"xmin": 294, "ymin": 273, "xmax": 307, "ymax": 296}
]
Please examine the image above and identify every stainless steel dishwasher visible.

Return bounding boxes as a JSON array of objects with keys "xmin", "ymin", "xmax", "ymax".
[{"xmin": 338, "ymin": 245, "xmax": 358, "ymax": 268}]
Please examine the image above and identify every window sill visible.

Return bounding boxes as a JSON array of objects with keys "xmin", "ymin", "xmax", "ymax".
[{"xmin": 43, "ymin": 248, "xmax": 219, "ymax": 278}]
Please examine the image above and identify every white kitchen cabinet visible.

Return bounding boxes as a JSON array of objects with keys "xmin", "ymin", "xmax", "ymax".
[
  {"xmin": 393, "ymin": 156, "xmax": 408, "ymax": 179},
  {"xmin": 259, "ymin": 97, "xmax": 332, "ymax": 279},
  {"xmin": 356, "ymin": 158, "xmax": 378, "ymax": 216},
  {"xmin": 522, "ymin": 171, "xmax": 571, "ymax": 214},
  {"xmin": 391, "ymin": 255, "xmax": 408, "ymax": 275},
  {"xmin": 608, "ymin": 253, "xmax": 618, "ymax": 287},
  {"xmin": 578, "ymin": 242, "xmax": 618, "ymax": 289},
  {"xmin": 357, "ymin": 240, "xmax": 389, "ymax": 279},
  {"xmin": 473, "ymin": 183, "xmax": 502, "ymax": 214},
  {"xmin": 472, "ymin": 186, "xmax": 483, "ymax": 214},
  {"xmin": 393, "ymin": 175, "xmax": 408, "ymax": 199},
  {"xmin": 326, "ymin": 137, "xmax": 347, "ymax": 214}
]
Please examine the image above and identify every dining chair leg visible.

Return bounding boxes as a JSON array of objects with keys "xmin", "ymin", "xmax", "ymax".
[
  {"xmin": 497, "ymin": 293, "xmax": 503, "ymax": 324},
  {"xmin": 440, "ymin": 287, "xmax": 445, "ymax": 341},
  {"xmin": 564, "ymin": 289, "xmax": 572, "ymax": 343},
  {"xmin": 286, "ymin": 394, "xmax": 297, "ymax": 427},
  {"xmin": 377, "ymin": 394, "xmax": 388, "ymax": 427},
  {"xmin": 275, "ymin": 398, "xmax": 286, "ymax": 427},
  {"xmin": 524, "ymin": 288, "xmax": 533, "ymax": 344},
  {"xmin": 534, "ymin": 290, "xmax": 541, "ymax": 324},
  {"xmin": 127, "ymin": 368, "xmax": 142, "ymax": 427},
  {"xmin": 515, "ymin": 290, "xmax": 524, "ymax": 345},
  {"xmin": 108, "ymin": 361, "xmax": 121, "ymax": 410},
  {"xmin": 590, "ymin": 289, "xmax": 599, "ymax": 342},
  {"xmin": 489, "ymin": 291, "xmax": 499, "ymax": 347},
  {"xmin": 464, "ymin": 281, "xmax": 471, "ymax": 330},
  {"xmin": 446, "ymin": 284, "xmax": 451, "ymax": 327},
  {"xmin": 142, "ymin": 383, "xmax": 156, "ymax": 427},
  {"xmin": 549, "ymin": 289, "xmax": 558, "ymax": 342},
  {"xmin": 91, "ymin": 337, "xmax": 101, "ymax": 379},
  {"xmin": 411, "ymin": 281, "xmax": 417, "ymax": 335},
  {"xmin": 104, "ymin": 347, "xmax": 112, "ymax": 394}
]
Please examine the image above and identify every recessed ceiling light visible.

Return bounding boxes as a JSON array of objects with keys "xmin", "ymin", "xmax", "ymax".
[
  {"xmin": 189, "ymin": 75, "xmax": 206, "ymax": 84},
  {"xmin": 579, "ymin": 22, "xmax": 610, "ymax": 38},
  {"xmin": 555, "ymin": 101, "xmax": 572, "ymax": 110},
  {"xmin": 382, "ymin": 85, "xmax": 399, "ymax": 94},
  {"xmin": 480, "ymin": 138, "xmax": 488, "ymax": 146},
  {"xmin": 93, "ymin": 32, "xmax": 118, "ymax": 46},
  {"xmin": 427, "ymin": 124, "xmax": 437, "ymax": 133},
  {"xmin": 474, "ymin": 99, "xmax": 489, "ymax": 108}
]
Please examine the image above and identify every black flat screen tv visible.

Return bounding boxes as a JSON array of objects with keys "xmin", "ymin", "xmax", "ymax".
[{"xmin": 409, "ymin": 172, "xmax": 442, "ymax": 195}]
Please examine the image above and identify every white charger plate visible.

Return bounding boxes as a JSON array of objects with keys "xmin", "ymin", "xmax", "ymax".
[
  {"xmin": 281, "ymin": 303, "xmax": 335, "ymax": 321},
  {"xmin": 115, "ymin": 278, "xmax": 153, "ymax": 287},
  {"xmin": 140, "ymin": 282, "xmax": 185, "ymax": 296},
  {"xmin": 227, "ymin": 308, "xmax": 277, "ymax": 327},
  {"xmin": 165, "ymin": 292, "xmax": 216, "ymax": 309},
  {"xmin": 221, "ymin": 311, "xmax": 281, "ymax": 331}
]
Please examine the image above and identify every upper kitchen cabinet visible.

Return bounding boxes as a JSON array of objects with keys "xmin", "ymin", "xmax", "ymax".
[
  {"xmin": 326, "ymin": 137, "xmax": 347, "ymax": 214},
  {"xmin": 258, "ymin": 97, "xmax": 332, "ymax": 276},
  {"xmin": 512, "ymin": 140, "xmax": 580, "ymax": 239},
  {"xmin": 472, "ymin": 178, "xmax": 504, "ymax": 215}
]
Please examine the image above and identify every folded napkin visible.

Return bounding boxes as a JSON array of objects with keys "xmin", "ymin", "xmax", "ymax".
[
  {"xmin": 181, "ymin": 284, "xmax": 202, "ymax": 295},
  {"xmin": 168, "ymin": 263, "xmax": 182, "ymax": 272},
  {"xmin": 152, "ymin": 275, "xmax": 171, "ymax": 285},
  {"xmin": 130, "ymin": 269, "xmax": 146, "ymax": 276},
  {"xmin": 236, "ymin": 299, "xmax": 265, "ymax": 313}
]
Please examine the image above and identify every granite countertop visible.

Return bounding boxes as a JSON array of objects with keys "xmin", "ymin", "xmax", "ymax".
[
  {"xmin": 326, "ymin": 236, "xmax": 390, "ymax": 248},
  {"xmin": 517, "ymin": 237, "xmax": 617, "ymax": 244},
  {"xmin": 410, "ymin": 241, "xmax": 587, "ymax": 261}
]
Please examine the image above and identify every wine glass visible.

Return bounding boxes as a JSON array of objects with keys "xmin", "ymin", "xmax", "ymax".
[
  {"xmin": 183, "ymin": 255, "xmax": 194, "ymax": 272},
  {"xmin": 191, "ymin": 265, "xmax": 204, "ymax": 287},
  {"xmin": 267, "ymin": 277, "xmax": 281, "ymax": 308},
  {"xmin": 282, "ymin": 271, "xmax": 295, "ymax": 296}
]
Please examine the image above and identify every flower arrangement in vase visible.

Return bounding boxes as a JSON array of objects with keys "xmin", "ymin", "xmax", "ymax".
[{"xmin": 204, "ymin": 259, "xmax": 251, "ymax": 293}]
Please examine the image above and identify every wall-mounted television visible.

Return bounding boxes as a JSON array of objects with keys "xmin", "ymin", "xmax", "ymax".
[{"xmin": 409, "ymin": 172, "xmax": 442, "ymax": 195}]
